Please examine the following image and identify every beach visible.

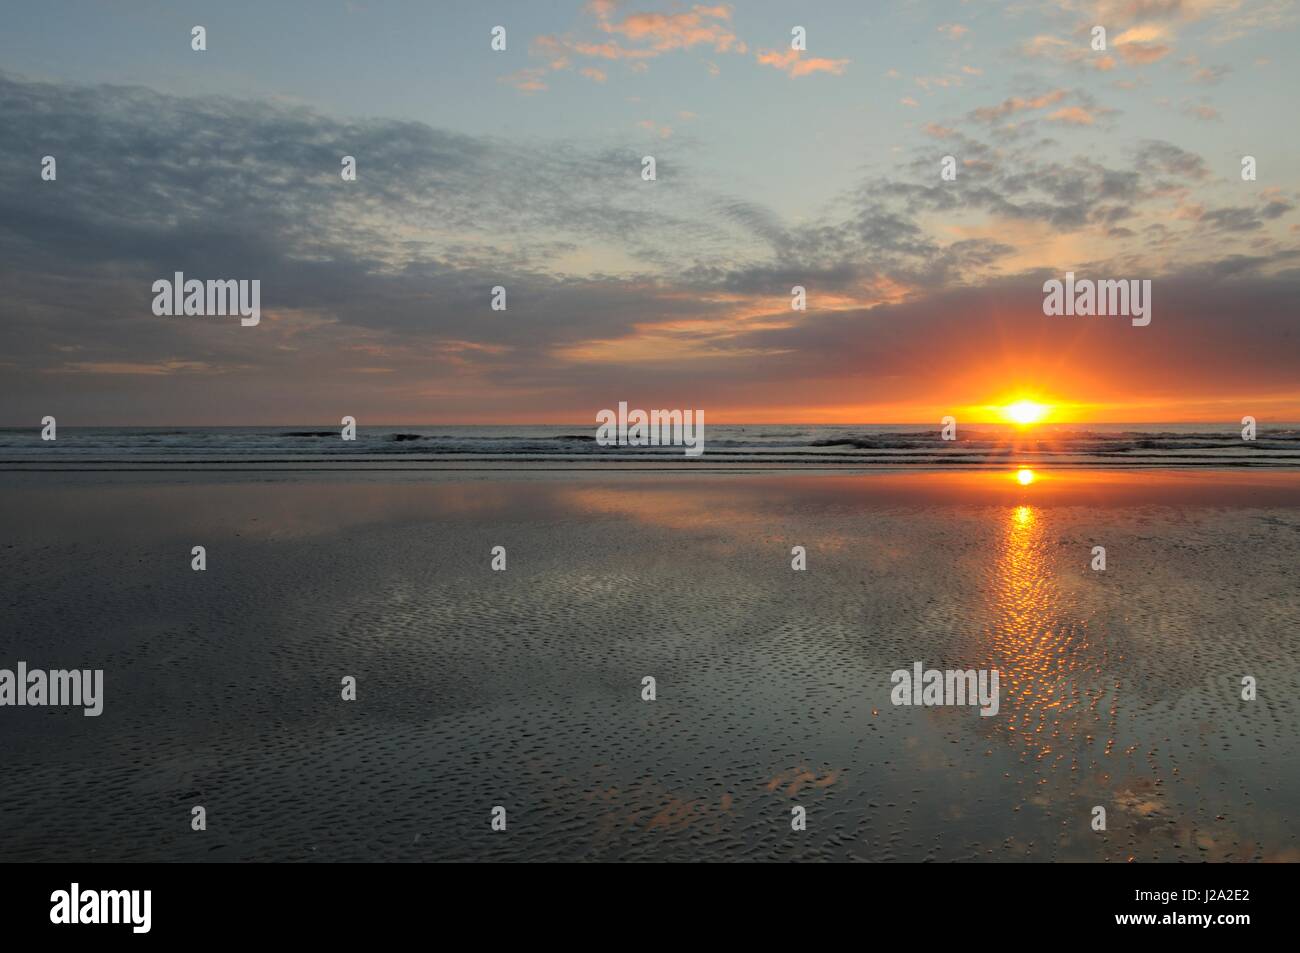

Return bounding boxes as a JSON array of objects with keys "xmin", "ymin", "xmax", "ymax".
[{"xmin": 1, "ymin": 468, "xmax": 1298, "ymax": 862}]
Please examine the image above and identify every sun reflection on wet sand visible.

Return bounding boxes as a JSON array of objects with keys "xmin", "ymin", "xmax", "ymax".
[{"xmin": 985, "ymin": 499, "xmax": 1116, "ymax": 771}]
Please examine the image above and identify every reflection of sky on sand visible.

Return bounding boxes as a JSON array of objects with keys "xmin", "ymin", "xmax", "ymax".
[
  {"xmin": 5, "ymin": 469, "xmax": 1298, "ymax": 545},
  {"xmin": 551, "ymin": 469, "xmax": 1300, "ymax": 526},
  {"xmin": 2, "ymin": 468, "xmax": 1297, "ymax": 860}
]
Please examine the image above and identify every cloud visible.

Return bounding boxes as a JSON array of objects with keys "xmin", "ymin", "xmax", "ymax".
[
  {"xmin": 50, "ymin": 360, "xmax": 220, "ymax": 376},
  {"xmin": 637, "ymin": 119, "xmax": 673, "ymax": 138},
  {"xmin": 1049, "ymin": 0, "xmax": 1294, "ymax": 52},
  {"xmin": 500, "ymin": 68, "xmax": 548, "ymax": 93},
  {"xmin": 1113, "ymin": 24, "xmax": 1174, "ymax": 64},
  {"xmin": 1183, "ymin": 101, "xmax": 1221, "ymax": 120},
  {"xmin": 1085, "ymin": 0, "xmax": 1246, "ymax": 28},
  {"xmin": 971, "ymin": 89, "xmax": 1069, "ymax": 122},
  {"xmin": 564, "ymin": 38, "xmax": 660, "ymax": 60},
  {"xmin": 1189, "ymin": 64, "xmax": 1229, "ymax": 82},
  {"xmin": 755, "ymin": 48, "xmax": 849, "ymax": 77},
  {"xmin": 531, "ymin": 35, "xmax": 573, "ymax": 70},
  {"xmin": 0, "ymin": 70, "xmax": 1294, "ymax": 423},
  {"xmin": 1135, "ymin": 140, "xmax": 1210, "ymax": 179},
  {"xmin": 1020, "ymin": 23, "xmax": 1178, "ymax": 70},
  {"xmin": 937, "ymin": 23, "xmax": 969, "ymax": 39},
  {"xmin": 1180, "ymin": 55, "xmax": 1231, "ymax": 83},
  {"xmin": 695, "ymin": 266, "xmax": 1300, "ymax": 417},
  {"xmin": 1019, "ymin": 35, "xmax": 1115, "ymax": 70},
  {"xmin": 531, "ymin": 1, "xmax": 745, "ymax": 78},
  {"xmin": 592, "ymin": 2, "xmax": 745, "ymax": 54},
  {"xmin": 1047, "ymin": 105, "xmax": 1099, "ymax": 124},
  {"xmin": 914, "ymin": 73, "xmax": 965, "ymax": 90}
]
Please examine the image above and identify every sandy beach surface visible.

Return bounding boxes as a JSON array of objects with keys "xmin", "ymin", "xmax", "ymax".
[{"xmin": 1, "ymin": 468, "xmax": 1297, "ymax": 862}]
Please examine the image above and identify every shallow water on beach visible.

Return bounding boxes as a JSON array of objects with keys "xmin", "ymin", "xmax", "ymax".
[{"xmin": 1, "ymin": 470, "xmax": 1297, "ymax": 861}]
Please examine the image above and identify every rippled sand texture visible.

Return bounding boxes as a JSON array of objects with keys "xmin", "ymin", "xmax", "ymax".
[{"xmin": 0, "ymin": 470, "xmax": 1297, "ymax": 861}]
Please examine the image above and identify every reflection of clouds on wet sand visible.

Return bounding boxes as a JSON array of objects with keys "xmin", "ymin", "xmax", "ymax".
[{"xmin": 0, "ymin": 470, "xmax": 1297, "ymax": 860}]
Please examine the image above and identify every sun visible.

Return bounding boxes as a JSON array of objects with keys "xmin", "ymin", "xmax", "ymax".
[
  {"xmin": 1002, "ymin": 400, "xmax": 1050, "ymax": 426},
  {"xmin": 1016, "ymin": 468, "xmax": 1036, "ymax": 486}
]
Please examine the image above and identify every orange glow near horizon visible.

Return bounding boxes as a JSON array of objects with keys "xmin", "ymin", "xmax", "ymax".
[
  {"xmin": 336, "ymin": 387, "xmax": 1300, "ymax": 427},
  {"xmin": 1016, "ymin": 468, "xmax": 1037, "ymax": 486}
]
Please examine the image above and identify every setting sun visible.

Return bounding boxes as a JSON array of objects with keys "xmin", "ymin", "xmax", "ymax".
[
  {"xmin": 1016, "ymin": 468, "xmax": 1036, "ymax": 485},
  {"xmin": 1003, "ymin": 400, "xmax": 1050, "ymax": 426}
]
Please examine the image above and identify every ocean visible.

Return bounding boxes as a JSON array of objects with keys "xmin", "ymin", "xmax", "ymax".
[{"xmin": 3, "ymin": 423, "xmax": 1298, "ymax": 469}]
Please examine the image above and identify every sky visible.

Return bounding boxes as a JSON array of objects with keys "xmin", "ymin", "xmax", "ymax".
[{"xmin": 1, "ymin": 0, "xmax": 1298, "ymax": 424}]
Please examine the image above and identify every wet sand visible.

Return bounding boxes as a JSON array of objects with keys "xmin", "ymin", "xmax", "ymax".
[{"xmin": 1, "ymin": 469, "xmax": 1297, "ymax": 862}]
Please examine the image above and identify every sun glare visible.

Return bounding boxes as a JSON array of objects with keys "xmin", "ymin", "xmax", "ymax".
[
  {"xmin": 1003, "ymin": 400, "xmax": 1049, "ymax": 426},
  {"xmin": 1016, "ymin": 468, "xmax": 1036, "ymax": 486}
]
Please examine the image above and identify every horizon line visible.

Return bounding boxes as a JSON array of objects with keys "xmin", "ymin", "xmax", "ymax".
[{"xmin": 6, "ymin": 421, "xmax": 1299, "ymax": 429}]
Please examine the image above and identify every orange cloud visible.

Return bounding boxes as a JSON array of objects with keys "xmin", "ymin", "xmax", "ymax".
[
  {"xmin": 1075, "ymin": 1, "xmax": 1291, "ymax": 58},
  {"xmin": 637, "ymin": 119, "xmax": 673, "ymax": 138},
  {"xmin": 971, "ymin": 89, "xmax": 1067, "ymax": 122},
  {"xmin": 532, "ymin": 35, "xmax": 572, "ymax": 70},
  {"xmin": 1105, "ymin": 23, "xmax": 1175, "ymax": 64},
  {"xmin": 1047, "ymin": 105, "xmax": 1097, "ymax": 124},
  {"xmin": 756, "ymin": 48, "xmax": 849, "ymax": 77},
  {"xmin": 564, "ymin": 38, "xmax": 657, "ymax": 61},
  {"xmin": 528, "ymin": 2, "xmax": 743, "ymax": 82},
  {"xmin": 592, "ymin": 2, "xmax": 744, "ymax": 54},
  {"xmin": 1114, "ymin": 23, "xmax": 1170, "ymax": 45},
  {"xmin": 499, "ymin": 68, "xmax": 548, "ymax": 93},
  {"xmin": 1021, "ymin": 35, "xmax": 1119, "ymax": 70}
]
